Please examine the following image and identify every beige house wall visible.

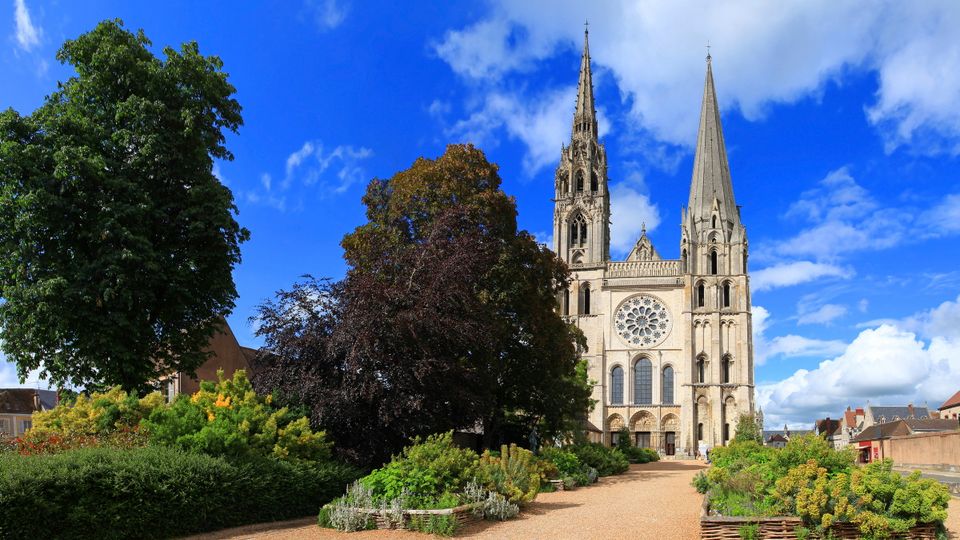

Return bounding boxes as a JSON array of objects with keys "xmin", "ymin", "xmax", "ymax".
[
  {"xmin": 879, "ymin": 431, "xmax": 960, "ymax": 471},
  {"xmin": 0, "ymin": 413, "xmax": 35, "ymax": 436}
]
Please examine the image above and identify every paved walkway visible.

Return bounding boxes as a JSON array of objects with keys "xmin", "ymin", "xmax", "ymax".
[{"xmin": 190, "ymin": 461, "xmax": 707, "ymax": 540}]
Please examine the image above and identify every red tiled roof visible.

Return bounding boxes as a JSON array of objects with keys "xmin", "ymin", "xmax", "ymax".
[
  {"xmin": 844, "ymin": 410, "xmax": 857, "ymax": 428},
  {"xmin": 940, "ymin": 390, "xmax": 960, "ymax": 411}
]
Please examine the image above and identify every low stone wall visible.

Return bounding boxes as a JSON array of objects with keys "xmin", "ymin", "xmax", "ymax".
[{"xmin": 880, "ymin": 430, "xmax": 960, "ymax": 471}]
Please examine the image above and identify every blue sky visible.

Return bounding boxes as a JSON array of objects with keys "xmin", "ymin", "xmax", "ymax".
[{"xmin": 3, "ymin": 1, "xmax": 960, "ymax": 428}]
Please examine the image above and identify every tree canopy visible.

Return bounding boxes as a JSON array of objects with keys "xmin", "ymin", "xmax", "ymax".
[
  {"xmin": 0, "ymin": 20, "xmax": 248, "ymax": 391},
  {"xmin": 253, "ymin": 145, "xmax": 592, "ymax": 464}
]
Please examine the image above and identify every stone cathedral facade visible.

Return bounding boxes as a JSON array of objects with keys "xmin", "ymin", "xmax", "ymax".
[{"xmin": 553, "ymin": 30, "xmax": 755, "ymax": 456}]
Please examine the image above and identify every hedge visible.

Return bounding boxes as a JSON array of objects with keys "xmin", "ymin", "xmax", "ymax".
[{"xmin": 0, "ymin": 445, "xmax": 362, "ymax": 539}]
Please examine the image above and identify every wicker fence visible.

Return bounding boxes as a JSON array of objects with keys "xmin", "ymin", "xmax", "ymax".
[
  {"xmin": 358, "ymin": 503, "xmax": 481, "ymax": 531},
  {"xmin": 699, "ymin": 496, "xmax": 939, "ymax": 539}
]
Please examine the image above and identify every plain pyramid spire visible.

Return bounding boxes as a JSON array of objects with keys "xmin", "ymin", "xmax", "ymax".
[
  {"xmin": 572, "ymin": 27, "xmax": 598, "ymax": 139},
  {"xmin": 688, "ymin": 54, "xmax": 739, "ymax": 227}
]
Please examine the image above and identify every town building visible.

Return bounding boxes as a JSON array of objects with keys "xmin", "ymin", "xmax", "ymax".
[
  {"xmin": 553, "ymin": 29, "xmax": 755, "ymax": 456},
  {"xmin": 161, "ymin": 320, "xmax": 256, "ymax": 401},
  {"xmin": 852, "ymin": 418, "xmax": 959, "ymax": 464},
  {"xmin": 0, "ymin": 389, "xmax": 57, "ymax": 437},
  {"xmin": 938, "ymin": 390, "xmax": 960, "ymax": 420},
  {"xmin": 863, "ymin": 404, "xmax": 929, "ymax": 428}
]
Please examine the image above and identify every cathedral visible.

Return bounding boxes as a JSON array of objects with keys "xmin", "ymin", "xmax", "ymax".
[{"xmin": 553, "ymin": 29, "xmax": 755, "ymax": 456}]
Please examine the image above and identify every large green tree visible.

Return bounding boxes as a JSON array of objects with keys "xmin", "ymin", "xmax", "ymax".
[
  {"xmin": 0, "ymin": 20, "xmax": 248, "ymax": 391},
  {"xmin": 253, "ymin": 145, "xmax": 593, "ymax": 464}
]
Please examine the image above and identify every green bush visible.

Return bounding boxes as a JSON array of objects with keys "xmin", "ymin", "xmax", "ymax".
[
  {"xmin": 568, "ymin": 443, "xmax": 629, "ymax": 476},
  {"xmin": 0, "ymin": 445, "xmax": 361, "ymax": 539},
  {"xmin": 539, "ymin": 447, "xmax": 582, "ymax": 476},
  {"xmin": 361, "ymin": 431, "xmax": 479, "ymax": 507}
]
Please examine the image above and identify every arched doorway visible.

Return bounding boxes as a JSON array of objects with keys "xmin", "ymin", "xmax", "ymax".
[{"xmin": 661, "ymin": 414, "xmax": 679, "ymax": 456}]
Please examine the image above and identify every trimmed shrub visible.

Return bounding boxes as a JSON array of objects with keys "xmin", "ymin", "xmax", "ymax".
[{"xmin": 0, "ymin": 445, "xmax": 361, "ymax": 539}]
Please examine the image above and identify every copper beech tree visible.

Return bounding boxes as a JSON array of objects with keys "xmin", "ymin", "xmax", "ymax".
[{"xmin": 252, "ymin": 145, "xmax": 593, "ymax": 465}]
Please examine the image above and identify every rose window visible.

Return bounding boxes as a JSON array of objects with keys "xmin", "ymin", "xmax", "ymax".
[{"xmin": 615, "ymin": 295, "xmax": 672, "ymax": 347}]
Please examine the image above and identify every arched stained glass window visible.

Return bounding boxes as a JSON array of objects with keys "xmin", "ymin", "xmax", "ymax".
[
  {"xmin": 634, "ymin": 358, "xmax": 652, "ymax": 405},
  {"xmin": 611, "ymin": 366, "xmax": 624, "ymax": 405},
  {"xmin": 662, "ymin": 366, "xmax": 674, "ymax": 404}
]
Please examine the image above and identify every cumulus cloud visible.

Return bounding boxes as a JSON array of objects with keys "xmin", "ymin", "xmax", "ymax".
[
  {"xmin": 751, "ymin": 261, "xmax": 852, "ymax": 292},
  {"xmin": 303, "ymin": 0, "xmax": 347, "ymax": 31},
  {"xmin": 13, "ymin": 0, "xmax": 41, "ymax": 51},
  {"xmin": 758, "ymin": 294, "xmax": 960, "ymax": 427},
  {"xmin": 752, "ymin": 305, "xmax": 847, "ymax": 366},
  {"xmin": 435, "ymin": 1, "xmax": 960, "ymax": 174}
]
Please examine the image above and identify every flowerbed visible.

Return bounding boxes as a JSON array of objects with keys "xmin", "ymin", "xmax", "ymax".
[
  {"xmin": 319, "ymin": 433, "xmax": 633, "ymax": 535},
  {"xmin": 693, "ymin": 435, "xmax": 950, "ymax": 539}
]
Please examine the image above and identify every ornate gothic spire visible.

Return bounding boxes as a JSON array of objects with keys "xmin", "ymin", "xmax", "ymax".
[
  {"xmin": 572, "ymin": 27, "xmax": 598, "ymax": 140},
  {"xmin": 688, "ymin": 54, "xmax": 739, "ymax": 228}
]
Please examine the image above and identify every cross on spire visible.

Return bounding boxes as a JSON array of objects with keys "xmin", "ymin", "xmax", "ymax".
[
  {"xmin": 706, "ymin": 41, "xmax": 711, "ymax": 61},
  {"xmin": 584, "ymin": 19, "xmax": 589, "ymax": 33}
]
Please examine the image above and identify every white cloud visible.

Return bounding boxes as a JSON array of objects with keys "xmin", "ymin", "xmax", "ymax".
[
  {"xmin": 13, "ymin": 0, "xmax": 41, "ymax": 51},
  {"xmin": 797, "ymin": 303, "xmax": 847, "ymax": 326},
  {"xmin": 303, "ymin": 0, "xmax": 347, "ymax": 31},
  {"xmin": 284, "ymin": 141, "xmax": 315, "ymax": 188},
  {"xmin": 759, "ymin": 294, "xmax": 960, "ymax": 427},
  {"xmin": 447, "ymin": 87, "xmax": 610, "ymax": 176},
  {"xmin": 751, "ymin": 261, "xmax": 852, "ymax": 292},
  {"xmin": 916, "ymin": 193, "xmax": 960, "ymax": 238},
  {"xmin": 436, "ymin": 1, "xmax": 960, "ymax": 166},
  {"xmin": 752, "ymin": 305, "xmax": 847, "ymax": 366},
  {"xmin": 609, "ymin": 176, "xmax": 660, "ymax": 256},
  {"xmin": 532, "ymin": 230, "xmax": 553, "ymax": 248},
  {"xmin": 766, "ymin": 167, "xmax": 960, "ymax": 260}
]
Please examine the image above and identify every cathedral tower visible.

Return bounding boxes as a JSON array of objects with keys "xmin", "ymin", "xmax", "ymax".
[
  {"xmin": 681, "ymin": 54, "xmax": 755, "ymax": 450},
  {"xmin": 553, "ymin": 28, "xmax": 610, "ymax": 268}
]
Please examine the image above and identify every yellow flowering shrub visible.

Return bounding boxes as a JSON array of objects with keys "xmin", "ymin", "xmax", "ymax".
[{"xmin": 142, "ymin": 369, "xmax": 331, "ymax": 462}]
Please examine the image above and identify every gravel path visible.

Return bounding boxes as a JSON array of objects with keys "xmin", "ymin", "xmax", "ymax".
[
  {"xmin": 188, "ymin": 460, "xmax": 707, "ymax": 540},
  {"xmin": 187, "ymin": 462, "xmax": 960, "ymax": 540}
]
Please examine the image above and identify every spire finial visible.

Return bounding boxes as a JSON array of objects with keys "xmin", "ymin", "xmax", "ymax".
[
  {"xmin": 706, "ymin": 40, "xmax": 711, "ymax": 62},
  {"xmin": 584, "ymin": 19, "xmax": 589, "ymax": 33},
  {"xmin": 641, "ymin": 221, "xmax": 646, "ymax": 234}
]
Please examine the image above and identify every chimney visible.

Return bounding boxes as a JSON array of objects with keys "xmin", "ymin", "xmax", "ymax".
[
  {"xmin": 32, "ymin": 391, "xmax": 41, "ymax": 411},
  {"xmin": 908, "ymin": 404, "xmax": 915, "ymax": 418}
]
